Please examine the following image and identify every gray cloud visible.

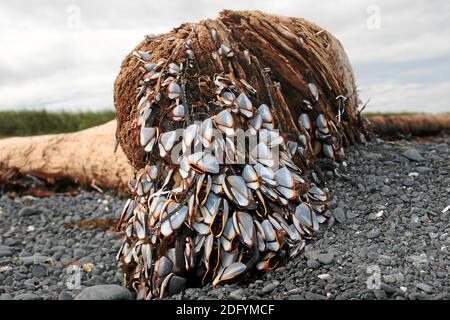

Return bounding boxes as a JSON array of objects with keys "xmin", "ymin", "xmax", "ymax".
[{"xmin": 0, "ymin": 0, "xmax": 448, "ymax": 113}]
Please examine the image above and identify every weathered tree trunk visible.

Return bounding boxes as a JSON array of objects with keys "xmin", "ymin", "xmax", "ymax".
[
  {"xmin": 114, "ymin": 10, "xmax": 367, "ymax": 171},
  {"xmin": 0, "ymin": 120, "xmax": 133, "ymax": 191},
  {"xmin": 368, "ymin": 114, "xmax": 450, "ymax": 138}
]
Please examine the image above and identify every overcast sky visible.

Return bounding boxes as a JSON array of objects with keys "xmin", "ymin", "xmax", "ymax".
[{"xmin": 0, "ymin": 0, "xmax": 449, "ymax": 113}]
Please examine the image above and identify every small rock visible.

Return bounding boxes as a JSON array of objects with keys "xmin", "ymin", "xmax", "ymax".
[
  {"xmin": 333, "ymin": 207, "xmax": 346, "ymax": 223},
  {"xmin": 416, "ymin": 283, "xmax": 433, "ymax": 293},
  {"xmin": 317, "ymin": 273, "xmax": 332, "ymax": 281},
  {"xmin": 373, "ymin": 289, "xmax": 387, "ymax": 299},
  {"xmin": 31, "ymin": 264, "xmax": 48, "ymax": 278},
  {"xmin": 317, "ymin": 252, "xmax": 334, "ymax": 265},
  {"xmin": 288, "ymin": 294, "xmax": 305, "ymax": 300},
  {"xmin": 18, "ymin": 206, "xmax": 42, "ymax": 217},
  {"xmin": 346, "ymin": 211, "xmax": 359, "ymax": 219},
  {"xmin": 383, "ymin": 275, "xmax": 397, "ymax": 284},
  {"xmin": 229, "ymin": 289, "xmax": 245, "ymax": 300},
  {"xmin": 408, "ymin": 214, "xmax": 421, "ymax": 228},
  {"xmin": 58, "ymin": 291, "xmax": 73, "ymax": 300},
  {"xmin": 307, "ymin": 259, "xmax": 320, "ymax": 269},
  {"xmin": 367, "ymin": 228, "xmax": 380, "ymax": 239},
  {"xmin": 76, "ymin": 285, "xmax": 132, "ymax": 300},
  {"xmin": 381, "ymin": 283, "xmax": 396, "ymax": 294},
  {"xmin": 304, "ymin": 250, "xmax": 319, "ymax": 261},
  {"xmin": 13, "ymin": 293, "xmax": 41, "ymax": 300},
  {"xmin": 0, "ymin": 249, "xmax": 13, "ymax": 258},
  {"xmin": 365, "ymin": 153, "xmax": 384, "ymax": 160},
  {"xmin": 20, "ymin": 254, "xmax": 51, "ymax": 266},
  {"xmin": 304, "ymin": 292, "xmax": 326, "ymax": 300},
  {"xmin": 415, "ymin": 166, "xmax": 432, "ymax": 174},
  {"xmin": 261, "ymin": 283, "xmax": 278, "ymax": 294},
  {"xmin": 403, "ymin": 148, "xmax": 424, "ymax": 162},
  {"xmin": 73, "ymin": 248, "xmax": 86, "ymax": 259}
]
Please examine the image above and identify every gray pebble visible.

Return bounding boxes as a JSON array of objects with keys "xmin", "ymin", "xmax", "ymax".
[
  {"xmin": 261, "ymin": 283, "xmax": 278, "ymax": 294},
  {"xmin": 317, "ymin": 252, "xmax": 334, "ymax": 265},
  {"xmin": 58, "ymin": 291, "xmax": 73, "ymax": 300},
  {"xmin": 76, "ymin": 285, "xmax": 132, "ymax": 300},
  {"xmin": 307, "ymin": 259, "xmax": 321, "ymax": 269},
  {"xmin": 31, "ymin": 264, "xmax": 48, "ymax": 278},
  {"xmin": 13, "ymin": 293, "xmax": 41, "ymax": 300},
  {"xmin": 0, "ymin": 248, "xmax": 13, "ymax": 258},
  {"xmin": 304, "ymin": 292, "xmax": 326, "ymax": 300},
  {"xmin": 403, "ymin": 148, "xmax": 424, "ymax": 162},
  {"xmin": 229, "ymin": 289, "xmax": 245, "ymax": 300},
  {"xmin": 18, "ymin": 206, "xmax": 43, "ymax": 217},
  {"xmin": 367, "ymin": 228, "xmax": 380, "ymax": 239},
  {"xmin": 73, "ymin": 248, "xmax": 86, "ymax": 259},
  {"xmin": 416, "ymin": 283, "xmax": 433, "ymax": 293},
  {"xmin": 333, "ymin": 207, "xmax": 346, "ymax": 223}
]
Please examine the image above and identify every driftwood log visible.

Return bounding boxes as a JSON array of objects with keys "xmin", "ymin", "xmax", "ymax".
[
  {"xmin": 114, "ymin": 10, "xmax": 367, "ymax": 171},
  {"xmin": 0, "ymin": 120, "xmax": 132, "ymax": 191},
  {"xmin": 368, "ymin": 114, "xmax": 450, "ymax": 138}
]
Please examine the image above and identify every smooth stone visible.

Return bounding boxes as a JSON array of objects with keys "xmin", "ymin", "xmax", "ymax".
[
  {"xmin": 373, "ymin": 289, "xmax": 387, "ymax": 300},
  {"xmin": 73, "ymin": 248, "xmax": 86, "ymax": 259},
  {"xmin": 31, "ymin": 264, "xmax": 48, "ymax": 278},
  {"xmin": 229, "ymin": 289, "xmax": 245, "ymax": 300},
  {"xmin": 304, "ymin": 292, "xmax": 326, "ymax": 300},
  {"xmin": 403, "ymin": 148, "xmax": 424, "ymax": 162},
  {"xmin": 261, "ymin": 283, "xmax": 278, "ymax": 294},
  {"xmin": 416, "ymin": 283, "xmax": 433, "ymax": 293},
  {"xmin": 367, "ymin": 228, "xmax": 380, "ymax": 239},
  {"xmin": 333, "ymin": 207, "xmax": 346, "ymax": 223},
  {"xmin": 58, "ymin": 291, "xmax": 73, "ymax": 300},
  {"xmin": 20, "ymin": 255, "xmax": 51, "ymax": 266},
  {"xmin": 415, "ymin": 167, "xmax": 432, "ymax": 174},
  {"xmin": 317, "ymin": 252, "xmax": 334, "ymax": 265},
  {"xmin": 307, "ymin": 259, "xmax": 321, "ymax": 269},
  {"xmin": 288, "ymin": 294, "xmax": 305, "ymax": 300},
  {"xmin": 13, "ymin": 293, "xmax": 41, "ymax": 300},
  {"xmin": 18, "ymin": 206, "xmax": 43, "ymax": 217},
  {"xmin": 408, "ymin": 214, "xmax": 421, "ymax": 228},
  {"xmin": 76, "ymin": 285, "xmax": 132, "ymax": 300},
  {"xmin": 365, "ymin": 153, "xmax": 384, "ymax": 160},
  {"xmin": 0, "ymin": 249, "xmax": 13, "ymax": 258}
]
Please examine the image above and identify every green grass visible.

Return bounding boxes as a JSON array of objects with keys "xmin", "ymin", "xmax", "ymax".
[{"xmin": 0, "ymin": 110, "xmax": 115, "ymax": 138}]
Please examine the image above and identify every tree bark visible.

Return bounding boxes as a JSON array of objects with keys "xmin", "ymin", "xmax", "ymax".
[
  {"xmin": 114, "ymin": 10, "xmax": 368, "ymax": 171},
  {"xmin": 0, "ymin": 120, "xmax": 133, "ymax": 191}
]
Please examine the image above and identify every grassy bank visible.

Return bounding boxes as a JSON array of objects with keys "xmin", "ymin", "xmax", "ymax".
[{"xmin": 0, "ymin": 110, "xmax": 115, "ymax": 138}]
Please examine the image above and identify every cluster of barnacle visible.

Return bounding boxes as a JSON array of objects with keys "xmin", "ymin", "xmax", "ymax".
[{"xmin": 116, "ymin": 29, "xmax": 344, "ymax": 299}]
